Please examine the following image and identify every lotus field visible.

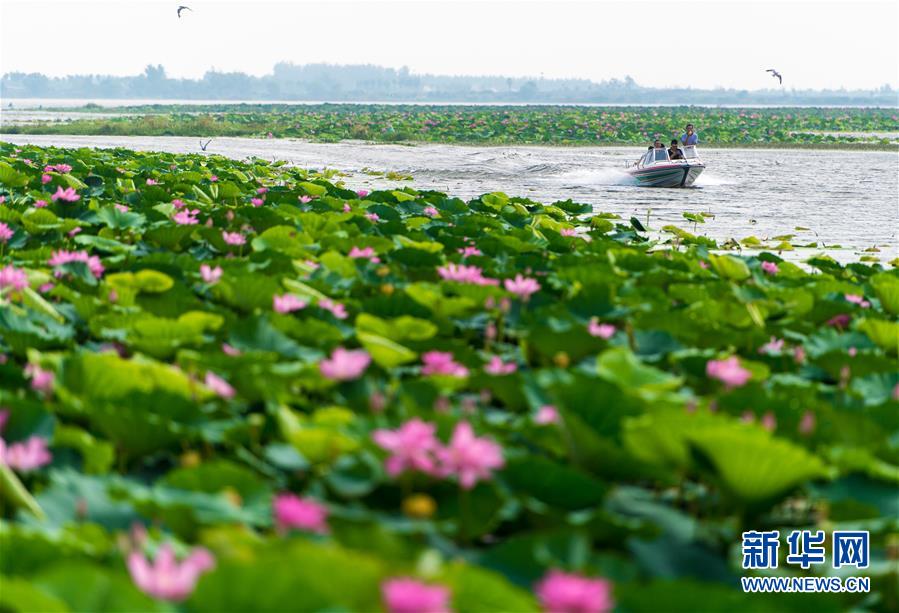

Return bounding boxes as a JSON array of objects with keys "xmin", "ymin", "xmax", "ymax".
[
  {"xmin": 1, "ymin": 142, "xmax": 898, "ymax": 612},
  {"xmin": 7, "ymin": 105, "xmax": 899, "ymax": 147}
]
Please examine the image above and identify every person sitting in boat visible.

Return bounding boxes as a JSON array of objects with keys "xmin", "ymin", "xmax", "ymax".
[
  {"xmin": 668, "ymin": 140, "xmax": 684, "ymax": 160},
  {"xmin": 652, "ymin": 139, "xmax": 663, "ymax": 149},
  {"xmin": 680, "ymin": 124, "xmax": 698, "ymax": 146}
]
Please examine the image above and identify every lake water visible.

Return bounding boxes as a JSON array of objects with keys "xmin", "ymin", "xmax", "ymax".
[{"xmin": 1, "ymin": 134, "xmax": 896, "ymax": 264}]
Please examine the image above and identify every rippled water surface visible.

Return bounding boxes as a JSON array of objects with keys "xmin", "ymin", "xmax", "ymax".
[{"xmin": 2, "ymin": 134, "xmax": 896, "ymax": 262}]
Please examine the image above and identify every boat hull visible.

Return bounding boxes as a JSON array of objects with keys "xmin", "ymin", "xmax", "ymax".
[{"xmin": 629, "ymin": 164, "xmax": 704, "ymax": 187}]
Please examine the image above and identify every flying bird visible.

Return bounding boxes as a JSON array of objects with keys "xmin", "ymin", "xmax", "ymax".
[
  {"xmin": 766, "ymin": 69, "xmax": 783, "ymax": 85},
  {"xmin": 177, "ymin": 5, "xmax": 192, "ymax": 18},
  {"xmin": 200, "ymin": 139, "xmax": 212, "ymax": 151}
]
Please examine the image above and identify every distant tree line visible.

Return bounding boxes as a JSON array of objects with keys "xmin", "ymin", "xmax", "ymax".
[{"xmin": 2, "ymin": 63, "xmax": 897, "ymax": 105}]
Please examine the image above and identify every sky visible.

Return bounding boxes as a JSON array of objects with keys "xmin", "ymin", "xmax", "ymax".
[{"xmin": 1, "ymin": 0, "xmax": 897, "ymax": 91}]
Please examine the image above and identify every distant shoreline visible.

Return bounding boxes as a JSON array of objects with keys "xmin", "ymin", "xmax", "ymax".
[
  {"xmin": 2, "ymin": 134, "xmax": 895, "ymax": 152},
  {"xmin": 3, "ymin": 97, "xmax": 898, "ymax": 110}
]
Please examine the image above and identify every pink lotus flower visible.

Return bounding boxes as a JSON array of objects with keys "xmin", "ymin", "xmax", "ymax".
[
  {"xmin": 0, "ymin": 436, "xmax": 52, "ymax": 472},
  {"xmin": 273, "ymin": 494, "xmax": 329, "ymax": 534},
  {"xmin": 485, "ymin": 355, "xmax": 517, "ymax": 375},
  {"xmin": 67, "ymin": 227, "xmax": 82, "ymax": 238},
  {"xmin": 209, "ymin": 175, "xmax": 218, "ymax": 182},
  {"xmin": 799, "ymin": 410, "xmax": 816, "ymax": 435},
  {"xmin": 48, "ymin": 250, "xmax": 104, "ymax": 278},
  {"xmin": 199, "ymin": 264, "xmax": 222, "ymax": 285},
  {"xmin": 0, "ymin": 265, "xmax": 28, "ymax": 292},
  {"xmin": 699, "ymin": 260, "xmax": 709, "ymax": 269},
  {"xmin": 504, "ymin": 274, "xmax": 540, "ymax": 300},
  {"xmin": 761, "ymin": 261, "xmax": 779, "ymax": 275},
  {"xmin": 356, "ymin": 190, "xmax": 369, "ymax": 198},
  {"xmin": 251, "ymin": 197, "xmax": 264, "ymax": 207},
  {"xmin": 535, "ymin": 405, "xmax": 560, "ymax": 425},
  {"xmin": 256, "ymin": 187, "xmax": 268, "ymax": 194},
  {"xmin": 33, "ymin": 199, "xmax": 48, "ymax": 208},
  {"xmin": 382, "ymin": 578, "xmax": 450, "ymax": 613},
  {"xmin": 0, "ymin": 223, "xmax": 13, "ymax": 243},
  {"xmin": 348, "ymin": 246, "xmax": 381, "ymax": 263},
  {"xmin": 588, "ymin": 318, "xmax": 615, "ymax": 339},
  {"xmin": 44, "ymin": 163, "xmax": 72, "ymax": 173},
  {"xmin": 173, "ymin": 209, "xmax": 200, "ymax": 225},
  {"xmin": 844, "ymin": 294, "xmax": 870, "ymax": 308},
  {"xmin": 793, "ymin": 346, "xmax": 807, "ymax": 363},
  {"xmin": 204, "ymin": 372, "xmax": 235, "ymax": 399},
  {"xmin": 221, "ymin": 343, "xmax": 241, "ymax": 356},
  {"xmin": 560, "ymin": 227, "xmax": 577, "ymax": 237},
  {"xmin": 706, "ymin": 356, "xmax": 752, "ymax": 389},
  {"xmin": 171, "ymin": 199, "xmax": 186, "ymax": 209},
  {"xmin": 761, "ymin": 411, "xmax": 777, "ymax": 432},
  {"xmin": 827, "ymin": 313, "xmax": 851, "ymax": 329},
  {"xmin": 365, "ymin": 212, "xmax": 380, "ymax": 222},
  {"xmin": 343, "ymin": 203, "xmax": 351, "ymax": 212},
  {"xmin": 421, "ymin": 351, "xmax": 469, "ymax": 377},
  {"xmin": 51, "ymin": 186, "xmax": 80, "ymax": 202},
  {"xmin": 146, "ymin": 178, "xmax": 158, "ymax": 185},
  {"xmin": 319, "ymin": 347, "xmax": 371, "ymax": 381},
  {"xmin": 273, "ymin": 293, "xmax": 307, "ymax": 314},
  {"xmin": 458, "ymin": 246, "xmax": 482, "ymax": 258},
  {"xmin": 434, "ymin": 422, "xmax": 504, "ymax": 489},
  {"xmin": 39, "ymin": 282, "xmax": 55, "ymax": 294},
  {"xmin": 298, "ymin": 195, "xmax": 313, "ymax": 204},
  {"xmin": 318, "ymin": 298, "xmax": 348, "ymax": 319},
  {"xmin": 41, "ymin": 174, "xmax": 52, "ymax": 184},
  {"xmin": 373, "ymin": 418, "xmax": 440, "ymax": 477},
  {"xmin": 437, "ymin": 263, "xmax": 498, "ymax": 286},
  {"xmin": 25, "ymin": 363, "xmax": 55, "ymax": 395},
  {"xmin": 535, "ymin": 570, "xmax": 614, "ymax": 613},
  {"xmin": 758, "ymin": 336, "xmax": 785, "ymax": 354},
  {"xmin": 222, "ymin": 231, "xmax": 245, "ymax": 246},
  {"xmin": 127, "ymin": 544, "xmax": 215, "ymax": 602},
  {"xmin": 423, "ymin": 206, "xmax": 439, "ymax": 218}
]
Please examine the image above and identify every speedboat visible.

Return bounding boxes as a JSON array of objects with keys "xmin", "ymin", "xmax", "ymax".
[{"xmin": 626, "ymin": 145, "xmax": 705, "ymax": 187}]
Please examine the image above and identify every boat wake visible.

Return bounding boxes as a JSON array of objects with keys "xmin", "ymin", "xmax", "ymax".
[
  {"xmin": 561, "ymin": 168, "xmax": 637, "ymax": 186},
  {"xmin": 693, "ymin": 172, "xmax": 734, "ymax": 186}
]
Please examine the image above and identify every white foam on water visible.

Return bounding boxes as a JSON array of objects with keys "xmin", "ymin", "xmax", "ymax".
[
  {"xmin": 694, "ymin": 172, "xmax": 735, "ymax": 186},
  {"xmin": 561, "ymin": 167, "xmax": 637, "ymax": 186}
]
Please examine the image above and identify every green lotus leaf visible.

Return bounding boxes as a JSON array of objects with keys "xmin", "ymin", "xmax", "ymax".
[
  {"xmin": 869, "ymin": 272, "xmax": 899, "ymax": 315},
  {"xmin": 356, "ymin": 330, "xmax": 417, "ymax": 368},
  {"xmin": 0, "ymin": 162, "xmax": 30, "ymax": 187},
  {"xmin": 708, "ymin": 254, "xmax": 750, "ymax": 281},
  {"xmin": 857, "ymin": 318, "xmax": 899, "ymax": 353}
]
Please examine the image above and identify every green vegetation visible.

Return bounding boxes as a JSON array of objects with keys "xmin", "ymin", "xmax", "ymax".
[
  {"xmin": 1, "ymin": 143, "xmax": 897, "ymax": 611},
  {"xmin": 6, "ymin": 105, "xmax": 898, "ymax": 148}
]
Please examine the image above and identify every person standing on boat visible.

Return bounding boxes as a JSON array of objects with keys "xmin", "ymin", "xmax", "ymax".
[{"xmin": 680, "ymin": 124, "xmax": 698, "ymax": 146}]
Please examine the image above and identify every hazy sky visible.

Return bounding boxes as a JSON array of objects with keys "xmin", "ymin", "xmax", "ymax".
[{"xmin": 2, "ymin": 0, "xmax": 897, "ymax": 90}]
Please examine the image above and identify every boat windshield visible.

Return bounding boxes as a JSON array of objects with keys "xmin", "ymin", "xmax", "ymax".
[
  {"xmin": 682, "ymin": 145, "xmax": 699, "ymax": 159},
  {"xmin": 653, "ymin": 148, "xmax": 670, "ymax": 162}
]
